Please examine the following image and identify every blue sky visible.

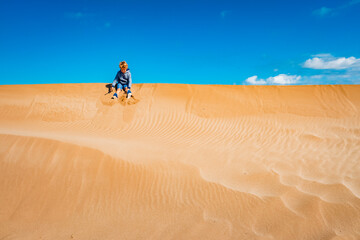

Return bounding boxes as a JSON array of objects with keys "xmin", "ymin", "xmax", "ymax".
[{"xmin": 0, "ymin": 0, "xmax": 360, "ymax": 85}]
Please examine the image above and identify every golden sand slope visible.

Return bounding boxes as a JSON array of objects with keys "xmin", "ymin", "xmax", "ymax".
[{"xmin": 0, "ymin": 83, "xmax": 360, "ymax": 240}]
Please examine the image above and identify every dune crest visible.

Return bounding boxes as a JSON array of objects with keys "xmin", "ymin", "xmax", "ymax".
[{"xmin": 1, "ymin": 83, "xmax": 360, "ymax": 239}]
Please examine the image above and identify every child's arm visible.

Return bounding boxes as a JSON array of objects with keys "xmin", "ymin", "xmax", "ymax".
[{"xmin": 128, "ymin": 72, "xmax": 132, "ymax": 88}]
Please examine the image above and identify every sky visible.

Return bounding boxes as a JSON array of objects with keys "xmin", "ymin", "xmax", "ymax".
[{"xmin": 0, "ymin": 0, "xmax": 360, "ymax": 85}]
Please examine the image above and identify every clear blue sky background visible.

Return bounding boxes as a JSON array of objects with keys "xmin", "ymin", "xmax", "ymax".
[{"xmin": 1, "ymin": 0, "xmax": 360, "ymax": 85}]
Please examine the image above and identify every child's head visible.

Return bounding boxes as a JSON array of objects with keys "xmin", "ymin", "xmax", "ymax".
[{"xmin": 119, "ymin": 61, "xmax": 128, "ymax": 73}]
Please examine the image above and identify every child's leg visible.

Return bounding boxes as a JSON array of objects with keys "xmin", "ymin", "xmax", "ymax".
[
  {"xmin": 124, "ymin": 86, "xmax": 132, "ymax": 98},
  {"xmin": 122, "ymin": 84, "xmax": 130, "ymax": 94},
  {"xmin": 125, "ymin": 86, "xmax": 131, "ymax": 93},
  {"xmin": 112, "ymin": 83, "xmax": 121, "ymax": 99},
  {"xmin": 116, "ymin": 83, "xmax": 121, "ymax": 94}
]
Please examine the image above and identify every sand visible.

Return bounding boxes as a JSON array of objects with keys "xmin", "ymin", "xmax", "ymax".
[{"xmin": 0, "ymin": 83, "xmax": 359, "ymax": 240}]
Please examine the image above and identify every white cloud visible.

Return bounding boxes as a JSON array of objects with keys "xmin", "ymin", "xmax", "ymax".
[
  {"xmin": 246, "ymin": 53, "xmax": 360, "ymax": 86},
  {"xmin": 301, "ymin": 54, "xmax": 360, "ymax": 84},
  {"xmin": 246, "ymin": 74, "xmax": 301, "ymax": 85},
  {"xmin": 312, "ymin": 53, "xmax": 332, "ymax": 58},
  {"xmin": 246, "ymin": 76, "xmax": 266, "ymax": 85},
  {"xmin": 313, "ymin": 0, "xmax": 360, "ymax": 17},
  {"xmin": 313, "ymin": 7, "xmax": 333, "ymax": 16},
  {"xmin": 303, "ymin": 54, "xmax": 360, "ymax": 70},
  {"xmin": 310, "ymin": 75, "xmax": 324, "ymax": 79},
  {"xmin": 268, "ymin": 74, "xmax": 301, "ymax": 84}
]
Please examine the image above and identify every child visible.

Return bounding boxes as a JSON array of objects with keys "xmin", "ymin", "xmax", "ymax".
[{"xmin": 111, "ymin": 61, "xmax": 132, "ymax": 99}]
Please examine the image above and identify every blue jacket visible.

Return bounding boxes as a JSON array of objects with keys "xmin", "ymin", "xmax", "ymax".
[{"xmin": 112, "ymin": 68, "xmax": 132, "ymax": 88}]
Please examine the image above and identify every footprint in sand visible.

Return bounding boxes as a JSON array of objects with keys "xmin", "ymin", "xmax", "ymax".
[
  {"xmin": 100, "ymin": 93, "xmax": 139, "ymax": 106},
  {"xmin": 118, "ymin": 94, "xmax": 140, "ymax": 106}
]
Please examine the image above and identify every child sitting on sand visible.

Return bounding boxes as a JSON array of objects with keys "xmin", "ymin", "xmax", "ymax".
[{"xmin": 111, "ymin": 61, "xmax": 132, "ymax": 99}]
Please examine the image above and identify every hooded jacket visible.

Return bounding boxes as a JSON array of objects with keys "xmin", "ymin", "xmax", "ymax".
[{"xmin": 112, "ymin": 68, "xmax": 132, "ymax": 88}]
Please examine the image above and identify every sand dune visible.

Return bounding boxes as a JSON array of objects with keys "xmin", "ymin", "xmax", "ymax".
[{"xmin": 0, "ymin": 83, "xmax": 360, "ymax": 240}]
